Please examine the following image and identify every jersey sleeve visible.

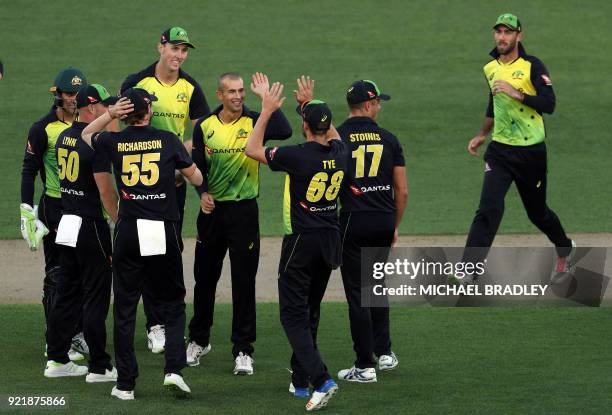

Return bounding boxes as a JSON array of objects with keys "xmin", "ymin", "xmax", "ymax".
[
  {"xmin": 390, "ymin": 135, "xmax": 405, "ymax": 167},
  {"xmin": 191, "ymin": 118, "xmax": 208, "ymax": 194},
  {"xmin": 91, "ymin": 148, "xmax": 112, "ymax": 174},
  {"xmin": 189, "ymin": 82, "xmax": 210, "ymax": 120},
  {"xmin": 252, "ymin": 110, "xmax": 293, "ymax": 143},
  {"xmin": 265, "ymin": 146, "xmax": 299, "ymax": 173},
  {"xmin": 119, "ymin": 73, "xmax": 140, "ymax": 94},
  {"xmin": 20, "ymin": 122, "xmax": 48, "ymax": 205},
  {"xmin": 172, "ymin": 133, "xmax": 194, "ymax": 170},
  {"xmin": 486, "ymin": 92, "xmax": 494, "ymax": 118},
  {"xmin": 523, "ymin": 58, "xmax": 556, "ymax": 114}
]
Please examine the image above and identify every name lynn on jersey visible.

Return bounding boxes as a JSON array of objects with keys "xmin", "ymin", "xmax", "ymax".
[
  {"xmin": 117, "ymin": 140, "xmax": 163, "ymax": 152},
  {"xmin": 61, "ymin": 136, "xmax": 78, "ymax": 147}
]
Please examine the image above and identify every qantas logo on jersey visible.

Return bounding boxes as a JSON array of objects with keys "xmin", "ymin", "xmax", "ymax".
[
  {"xmin": 353, "ymin": 185, "xmax": 391, "ymax": 194},
  {"xmin": 60, "ymin": 187, "xmax": 85, "ymax": 196},
  {"xmin": 299, "ymin": 201, "xmax": 337, "ymax": 212},
  {"xmin": 210, "ymin": 147, "xmax": 245, "ymax": 154},
  {"xmin": 120, "ymin": 189, "xmax": 166, "ymax": 201},
  {"xmin": 205, "ymin": 144, "xmax": 214, "ymax": 156},
  {"xmin": 153, "ymin": 111, "xmax": 185, "ymax": 119}
]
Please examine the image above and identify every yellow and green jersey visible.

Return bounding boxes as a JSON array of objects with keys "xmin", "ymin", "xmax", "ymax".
[
  {"xmin": 484, "ymin": 43, "xmax": 556, "ymax": 146},
  {"xmin": 120, "ymin": 62, "xmax": 209, "ymax": 140},
  {"xmin": 21, "ymin": 108, "xmax": 72, "ymax": 204},
  {"xmin": 191, "ymin": 105, "xmax": 291, "ymax": 201}
]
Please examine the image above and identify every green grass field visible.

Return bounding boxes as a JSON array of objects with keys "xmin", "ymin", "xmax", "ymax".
[
  {"xmin": 0, "ymin": 303, "xmax": 611, "ymax": 414},
  {"xmin": 0, "ymin": 0, "xmax": 610, "ymax": 239}
]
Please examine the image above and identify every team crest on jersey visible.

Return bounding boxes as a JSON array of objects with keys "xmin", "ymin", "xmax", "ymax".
[
  {"xmin": 511, "ymin": 70, "xmax": 524, "ymax": 79},
  {"xmin": 236, "ymin": 128, "xmax": 249, "ymax": 139},
  {"xmin": 176, "ymin": 92, "xmax": 188, "ymax": 103},
  {"xmin": 541, "ymin": 74, "xmax": 552, "ymax": 85}
]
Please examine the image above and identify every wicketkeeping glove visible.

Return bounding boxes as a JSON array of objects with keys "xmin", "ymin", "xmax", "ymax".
[{"xmin": 20, "ymin": 203, "xmax": 48, "ymax": 251}]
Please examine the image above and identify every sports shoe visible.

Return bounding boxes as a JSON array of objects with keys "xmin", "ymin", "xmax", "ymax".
[
  {"xmin": 111, "ymin": 386, "xmax": 134, "ymax": 400},
  {"xmin": 44, "ymin": 360, "xmax": 88, "ymax": 378},
  {"xmin": 552, "ymin": 240, "xmax": 577, "ymax": 283},
  {"xmin": 71, "ymin": 332, "xmax": 89, "ymax": 354},
  {"xmin": 337, "ymin": 366, "xmax": 377, "ymax": 383},
  {"xmin": 147, "ymin": 325, "xmax": 165, "ymax": 354},
  {"xmin": 186, "ymin": 341, "xmax": 211, "ymax": 367},
  {"xmin": 86, "ymin": 367, "xmax": 118, "ymax": 383},
  {"xmin": 378, "ymin": 352, "xmax": 399, "ymax": 371},
  {"xmin": 163, "ymin": 373, "xmax": 191, "ymax": 397},
  {"xmin": 233, "ymin": 352, "xmax": 254, "ymax": 375},
  {"xmin": 69, "ymin": 348, "xmax": 85, "ymax": 361},
  {"xmin": 306, "ymin": 379, "xmax": 338, "ymax": 411},
  {"xmin": 289, "ymin": 382, "xmax": 310, "ymax": 398}
]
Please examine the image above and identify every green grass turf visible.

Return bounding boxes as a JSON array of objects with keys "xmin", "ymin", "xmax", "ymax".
[
  {"xmin": 0, "ymin": 0, "xmax": 610, "ymax": 238},
  {"xmin": 0, "ymin": 303, "xmax": 611, "ymax": 414}
]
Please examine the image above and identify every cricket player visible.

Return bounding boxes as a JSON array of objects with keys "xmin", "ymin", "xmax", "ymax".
[
  {"xmin": 120, "ymin": 26, "xmax": 210, "ymax": 353},
  {"xmin": 44, "ymin": 84, "xmax": 118, "ymax": 381},
  {"xmin": 461, "ymin": 13, "xmax": 574, "ymax": 282},
  {"xmin": 186, "ymin": 72, "xmax": 292, "ymax": 374},
  {"xmin": 336, "ymin": 80, "xmax": 408, "ymax": 382},
  {"xmin": 82, "ymin": 88, "xmax": 204, "ymax": 400},
  {"xmin": 20, "ymin": 67, "xmax": 88, "ymax": 361},
  {"xmin": 245, "ymin": 77, "xmax": 345, "ymax": 411}
]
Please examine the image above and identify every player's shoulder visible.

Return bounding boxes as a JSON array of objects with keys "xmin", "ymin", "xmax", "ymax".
[
  {"xmin": 522, "ymin": 53, "xmax": 547, "ymax": 69},
  {"xmin": 483, "ymin": 58, "xmax": 498, "ymax": 72},
  {"xmin": 196, "ymin": 105, "xmax": 221, "ymax": 127},
  {"xmin": 29, "ymin": 108, "xmax": 57, "ymax": 134},
  {"xmin": 178, "ymin": 68, "xmax": 202, "ymax": 88},
  {"xmin": 121, "ymin": 62, "xmax": 156, "ymax": 92},
  {"xmin": 241, "ymin": 105, "xmax": 259, "ymax": 120}
]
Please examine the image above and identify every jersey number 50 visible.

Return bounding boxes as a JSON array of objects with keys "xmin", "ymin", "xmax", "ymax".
[
  {"xmin": 121, "ymin": 153, "xmax": 161, "ymax": 186},
  {"xmin": 57, "ymin": 148, "xmax": 79, "ymax": 182},
  {"xmin": 306, "ymin": 171, "xmax": 344, "ymax": 202}
]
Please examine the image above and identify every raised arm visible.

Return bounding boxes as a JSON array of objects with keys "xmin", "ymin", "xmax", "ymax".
[{"xmin": 245, "ymin": 82, "xmax": 286, "ymax": 164}]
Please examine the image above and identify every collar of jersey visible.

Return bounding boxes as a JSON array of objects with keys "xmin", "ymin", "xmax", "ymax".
[
  {"xmin": 211, "ymin": 104, "xmax": 255, "ymax": 124},
  {"xmin": 345, "ymin": 116, "xmax": 378, "ymax": 126}
]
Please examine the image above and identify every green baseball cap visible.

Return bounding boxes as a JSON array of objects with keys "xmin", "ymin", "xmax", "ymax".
[
  {"xmin": 160, "ymin": 26, "xmax": 195, "ymax": 48},
  {"xmin": 494, "ymin": 13, "xmax": 522, "ymax": 32},
  {"xmin": 50, "ymin": 67, "xmax": 87, "ymax": 93},
  {"xmin": 76, "ymin": 84, "xmax": 118, "ymax": 108}
]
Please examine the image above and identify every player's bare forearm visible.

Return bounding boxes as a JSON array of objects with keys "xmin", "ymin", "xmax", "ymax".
[
  {"xmin": 478, "ymin": 117, "xmax": 494, "ymax": 137},
  {"xmin": 393, "ymin": 166, "xmax": 408, "ymax": 230},
  {"xmin": 94, "ymin": 172, "xmax": 118, "ymax": 223},
  {"xmin": 246, "ymin": 110, "xmax": 272, "ymax": 164},
  {"xmin": 181, "ymin": 163, "xmax": 203, "ymax": 187}
]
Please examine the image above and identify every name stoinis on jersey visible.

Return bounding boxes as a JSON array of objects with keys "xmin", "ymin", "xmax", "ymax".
[
  {"xmin": 117, "ymin": 140, "xmax": 163, "ymax": 152},
  {"xmin": 350, "ymin": 132, "xmax": 382, "ymax": 142}
]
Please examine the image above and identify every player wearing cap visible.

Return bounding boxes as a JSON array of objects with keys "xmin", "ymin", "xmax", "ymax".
[
  {"xmin": 335, "ymin": 80, "xmax": 407, "ymax": 383},
  {"xmin": 120, "ymin": 26, "xmax": 210, "ymax": 353},
  {"xmin": 20, "ymin": 67, "xmax": 88, "ymax": 361},
  {"xmin": 82, "ymin": 88, "xmax": 204, "ymax": 400},
  {"xmin": 245, "ymin": 77, "xmax": 345, "ymax": 411},
  {"xmin": 44, "ymin": 84, "xmax": 119, "ymax": 381},
  {"xmin": 186, "ymin": 72, "xmax": 291, "ymax": 373},
  {"xmin": 460, "ymin": 13, "xmax": 574, "ymax": 283}
]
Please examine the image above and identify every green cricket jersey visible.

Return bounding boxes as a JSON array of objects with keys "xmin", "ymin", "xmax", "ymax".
[
  {"xmin": 191, "ymin": 105, "xmax": 291, "ymax": 201},
  {"xmin": 120, "ymin": 62, "xmax": 209, "ymax": 140},
  {"xmin": 21, "ymin": 108, "xmax": 72, "ymax": 204},
  {"xmin": 484, "ymin": 43, "xmax": 556, "ymax": 146}
]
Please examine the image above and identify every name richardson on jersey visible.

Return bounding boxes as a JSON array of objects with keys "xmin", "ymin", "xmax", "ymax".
[
  {"xmin": 349, "ymin": 132, "xmax": 382, "ymax": 142},
  {"xmin": 117, "ymin": 140, "xmax": 163, "ymax": 152}
]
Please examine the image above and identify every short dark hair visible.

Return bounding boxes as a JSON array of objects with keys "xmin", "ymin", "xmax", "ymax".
[
  {"xmin": 124, "ymin": 108, "xmax": 148, "ymax": 125},
  {"xmin": 217, "ymin": 72, "xmax": 242, "ymax": 91},
  {"xmin": 348, "ymin": 101, "xmax": 366, "ymax": 111}
]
